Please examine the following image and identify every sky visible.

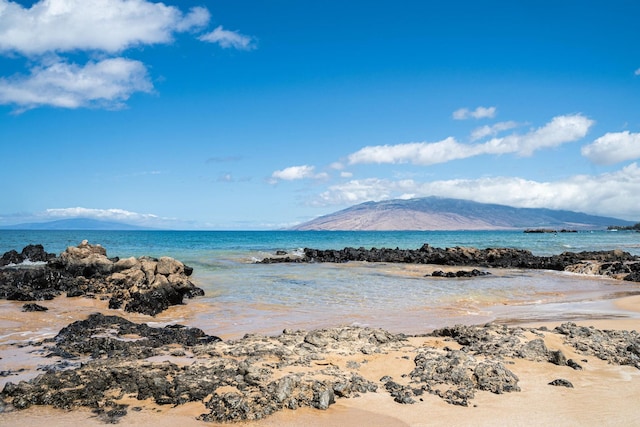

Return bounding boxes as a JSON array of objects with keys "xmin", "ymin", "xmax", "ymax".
[{"xmin": 1, "ymin": 0, "xmax": 640, "ymax": 229}]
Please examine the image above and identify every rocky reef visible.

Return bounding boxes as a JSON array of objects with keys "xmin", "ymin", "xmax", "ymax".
[
  {"xmin": 0, "ymin": 241, "xmax": 204, "ymax": 315},
  {"xmin": 1, "ymin": 314, "xmax": 639, "ymax": 422},
  {"xmin": 260, "ymin": 244, "xmax": 640, "ymax": 282}
]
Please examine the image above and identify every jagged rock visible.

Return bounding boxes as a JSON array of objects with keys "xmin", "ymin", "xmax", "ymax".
[
  {"xmin": 0, "ymin": 244, "xmax": 55, "ymax": 267},
  {"xmin": 22, "ymin": 303, "xmax": 48, "ymax": 312},
  {"xmin": 430, "ymin": 269, "xmax": 491, "ymax": 278},
  {"xmin": 473, "ymin": 361, "xmax": 520, "ymax": 394},
  {"xmin": 4, "ymin": 318, "xmax": 640, "ymax": 423},
  {"xmin": 0, "ymin": 250, "xmax": 22, "ymax": 267},
  {"xmin": 383, "ymin": 379, "xmax": 416, "ymax": 404},
  {"xmin": 567, "ymin": 359, "xmax": 583, "ymax": 370},
  {"xmin": 261, "ymin": 245, "xmax": 640, "ymax": 282},
  {"xmin": 554, "ymin": 322, "xmax": 640, "ymax": 369},
  {"xmin": 549, "ymin": 350, "xmax": 568, "ymax": 366},
  {"xmin": 549, "ymin": 379, "xmax": 574, "ymax": 388},
  {"xmin": 0, "ymin": 242, "xmax": 205, "ymax": 315},
  {"xmin": 49, "ymin": 313, "xmax": 220, "ymax": 359}
]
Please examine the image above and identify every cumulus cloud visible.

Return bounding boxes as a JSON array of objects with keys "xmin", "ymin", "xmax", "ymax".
[
  {"xmin": 635, "ymin": 68, "xmax": 640, "ymax": 76},
  {"xmin": 271, "ymin": 165, "xmax": 316, "ymax": 181},
  {"xmin": 314, "ymin": 163, "xmax": 640, "ymax": 220},
  {"xmin": 348, "ymin": 137, "xmax": 467, "ymax": 166},
  {"xmin": 269, "ymin": 165, "xmax": 329, "ymax": 184},
  {"xmin": 470, "ymin": 121, "xmax": 519, "ymax": 141},
  {"xmin": 199, "ymin": 26, "xmax": 256, "ymax": 50},
  {"xmin": 452, "ymin": 106, "xmax": 496, "ymax": 120},
  {"xmin": 0, "ymin": 0, "xmax": 209, "ymax": 55},
  {"xmin": 0, "ymin": 58, "xmax": 153, "ymax": 111},
  {"xmin": 348, "ymin": 114, "xmax": 593, "ymax": 166},
  {"xmin": 0, "ymin": 1, "xmax": 256, "ymax": 112},
  {"xmin": 581, "ymin": 131, "xmax": 640, "ymax": 165}
]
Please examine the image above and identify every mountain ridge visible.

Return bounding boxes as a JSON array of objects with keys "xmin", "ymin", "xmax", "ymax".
[
  {"xmin": 291, "ymin": 197, "xmax": 635, "ymax": 231},
  {"xmin": 0, "ymin": 218, "xmax": 151, "ymax": 231}
]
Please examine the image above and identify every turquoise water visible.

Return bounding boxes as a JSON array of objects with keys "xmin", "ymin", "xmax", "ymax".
[
  {"xmin": 1, "ymin": 230, "xmax": 640, "ymax": 337},
  {"xmin": 2, "ymin": 229, "xmax": 639, "ymax": 259}
]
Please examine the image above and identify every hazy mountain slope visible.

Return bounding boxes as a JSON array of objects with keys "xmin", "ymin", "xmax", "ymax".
[
  {"xmin": 292, "ymin": 197, "xmax": 635, "ymax": 231},
  {"xmin": 0, "ymin": 218, "xmax": 150, "ymax": 231}
]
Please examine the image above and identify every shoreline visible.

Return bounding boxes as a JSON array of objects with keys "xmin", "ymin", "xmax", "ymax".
[{"xmin": 1, "ymin": 293, "xmax": 640, "ymax": 426}]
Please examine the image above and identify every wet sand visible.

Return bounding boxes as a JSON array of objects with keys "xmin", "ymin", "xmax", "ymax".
[{"xmin": 1, "ymin": 291, "xmax": 640, "ymax": 426}]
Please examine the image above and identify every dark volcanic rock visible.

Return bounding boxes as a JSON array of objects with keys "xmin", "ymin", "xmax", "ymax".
[
  {"xmin": 49, "ymin": 313, "xmax": 220, "ymax": 359},
  {"xmin": 430, "ymin": 269, "xmax": 491, "ymax": 278},
  {"xmin": 0, "ymin": 244, "xmax": 55, "ymax": 267},
  {"xmin": 122, "ymin": 284, "xmax": 187, "ymax": 316},
  {"xmin": 3, "ymin": 318, "xmax": 640, "ymax": 423},
  {"xmin": 22, "ymin": 303, "xmax": 48, "ymax": 312},
  {"xmin": 1, "ymin": 321, "xmax": 393, "ymax": 422},
  {"xmin": 409, "ymin": 349, "xmax": 520, "ymax": 406},
  {"xmin": 260, "ymin": 245, "xmax": 640, "ymax": 282},
  {"xmin": 549, "ymin": 379, "xmax": 574, "ymax": 388},
  {"xmin": 554, "ymin": 322, "xmax": 640, "ymax": 369},
  {"xmin": 0, "ymin": 241, "xmax": 205, "ymax": 315}
]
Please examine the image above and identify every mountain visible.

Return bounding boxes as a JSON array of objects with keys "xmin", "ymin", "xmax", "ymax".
[
  {"xmin": 291, "ymin": 197, "xmax": 636, "ymax": 231},
  {"xmin": 0, "ymin": 218, "xmax": 151, "ymax": 231}
]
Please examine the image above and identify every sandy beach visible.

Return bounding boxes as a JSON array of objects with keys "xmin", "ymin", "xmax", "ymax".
[{"xmin": 1, "ymin": 293, "xmax": 639, "ymax": 426}]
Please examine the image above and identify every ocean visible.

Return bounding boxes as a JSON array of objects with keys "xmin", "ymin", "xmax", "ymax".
[{"xmin": 2, "ymin": 230, "xmax": 640, "ymax": 337}]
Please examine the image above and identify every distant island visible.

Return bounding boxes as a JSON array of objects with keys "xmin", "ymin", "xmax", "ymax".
[
  {"xmin": 292, "ymin": 197, "xmax": 637, "ymax": 231},
  {"xmin": 0, "ymin": 218, "xmax": 150, "ymax": 231}
]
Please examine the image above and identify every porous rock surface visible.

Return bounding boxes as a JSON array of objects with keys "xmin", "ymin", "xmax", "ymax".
[
  {"xmin": 2, "ymin": 316, "xmax": 640, "ymax": 423},
  {"xmin": 0, "ymin": 241, "xmax": 203, "ymax": 315},
  {"xmin": 261, "ymin": 244, "xmax": 640, "ymax": 282}
]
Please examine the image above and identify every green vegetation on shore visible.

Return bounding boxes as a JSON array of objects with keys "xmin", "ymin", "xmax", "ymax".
[{"xmin": 608, "ymin": 222, "xmax": 640, "ymax": 231}]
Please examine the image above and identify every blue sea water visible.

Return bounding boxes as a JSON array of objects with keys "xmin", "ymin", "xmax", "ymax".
[{"xmin": 1, "ymin": 230, "xmax": 640, "ymax": 337}]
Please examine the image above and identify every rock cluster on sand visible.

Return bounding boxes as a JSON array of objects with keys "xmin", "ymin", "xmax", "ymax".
[
  {"xmin": 1, "ymin": 316, "xmax": 639, "ymax": 423},
  {"xmin": 261, "ymin": 244, "xmax": 640, "ymax": 282},
  {"xmin": 0, "ymin": 241, "xmax": 203, "ymax": 315}
]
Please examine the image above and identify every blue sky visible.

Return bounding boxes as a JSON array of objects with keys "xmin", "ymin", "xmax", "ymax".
[{"xmin": 1, "ymin": 0, "xmax": 640, "ymax": 229}]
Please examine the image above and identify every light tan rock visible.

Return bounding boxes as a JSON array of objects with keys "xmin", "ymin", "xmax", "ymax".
[
  {"xmin": 113, "ymin": 257, "xmax": 140, "ymax": 272},
  {"xmin": 140, "ymin": 259, "xmax": 157, "ymax": 284},
  {"xmin": 156, "ymin": 257, "xmax": 184, "ymax": 276},
  {"xmin": 152, "ymin": 274, "xmax": 170, "ymax": 288}
]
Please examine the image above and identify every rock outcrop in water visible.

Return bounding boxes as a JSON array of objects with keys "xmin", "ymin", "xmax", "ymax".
[
  {"xmin": 1, "ymin": 315, "xmax": 639, "ymax": 422},
  {"xmin": 260, "ymin": 244, "xmax": 640, "ymax": 282},
  {"xmin": 0, "ymin": 241, "xmax": 203, "ymax": 315}
]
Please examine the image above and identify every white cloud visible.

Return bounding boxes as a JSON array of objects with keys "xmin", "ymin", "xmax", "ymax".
[
  {"xmin": 348, "ymin": 137, "xmax": 468, "ymax": 165},
  {"xmin": 581, "ymin": 131, "xmax": 640, "ymax": 165},
  {"xmin": 483, "ymin": 114, "xmax": 593, "ymax": 156},
  {"xmin": 270, "ymin": 165, "xmax": 322, "ymax": 183},
  {"xmin": 0, "ymin": 0, "xmax": 210, "ymax": 55},
  {"xmin": 470, "ymin": 121, "xmax": 519, "ymax": 141},
  {"xmin": 0, "ymin": 1, "xmax": 256, "ymax": 111},
  {"xmin": 452, "ymin": 106, "xmax": 496, "ymax": 120},
  {"xmin": 0, "ymin": 58, "xmax": 153, "ymax": 111},
  {"xmin": 46, "ymin": 207, "xmax": 159, "ymax": 221},
  {"xmin": 635, "ymin": 68, "xmax": 640, "ymax": 76},
  {"xmin": 348, "ymin": 114, "xmax": 593, "ymax": 165},
  {"xmin": 314, "ymin": 163, "xmax": 640, "ymax": 220},
  {"xmin": 199, "ymin": 26, "xmax": 255, "ymax": 50}
]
